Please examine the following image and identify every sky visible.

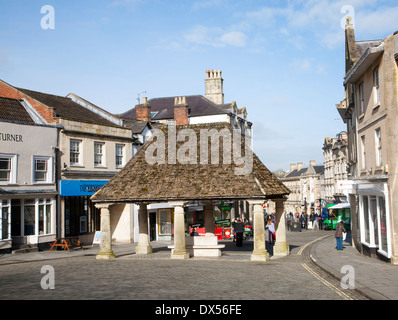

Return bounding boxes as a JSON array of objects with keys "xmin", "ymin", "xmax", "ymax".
[{"xmin": 1, "ymin": 0, "xmax": 397, "ymax": 172}]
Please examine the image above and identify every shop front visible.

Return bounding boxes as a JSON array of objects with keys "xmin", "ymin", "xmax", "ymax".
[
  {"xmin": 0, "ymin": 195, "xmax": 56, "ymax": 251},
  {"xmin": 60, "ymin": 180, "xmax": 107, "ymax": 240}
]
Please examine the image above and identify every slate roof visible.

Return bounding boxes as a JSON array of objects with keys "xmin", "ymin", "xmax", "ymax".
[
  {"xmin": 0, "ymin": 97, "xmax": 35, "ymax": 124},
  {"xmin": 15, "ymin": 88, "xmax": 121, "ymax": 127},
  {"xmin": 119, "ymin": 95, "xmax": 229, "ymax": 121},
  {"xmin": 122, "ymin": 119, "xmax": 151, "ymax": 135},
  {"xmin": 91, "ymin": 122, "xmax": 290, "ymax": 203}
]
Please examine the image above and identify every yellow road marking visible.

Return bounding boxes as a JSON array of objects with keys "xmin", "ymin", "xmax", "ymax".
[
  {"xmin": 301, "ymin": 263, "xmax": 353, "ymax": 300},
  {"xmin": 297, "ymin": 235, "xmax": 330, "ymax": 256}
]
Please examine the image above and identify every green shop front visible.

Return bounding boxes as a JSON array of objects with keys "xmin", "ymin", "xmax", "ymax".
[{"xmin": 323, "ymin": 203, "xmax": 351, "ymax": 230}]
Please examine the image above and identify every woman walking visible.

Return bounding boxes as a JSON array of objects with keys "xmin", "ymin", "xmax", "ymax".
[{"xmin": 335, "ymin": 220, "xmax": 346, "ymax": 251}]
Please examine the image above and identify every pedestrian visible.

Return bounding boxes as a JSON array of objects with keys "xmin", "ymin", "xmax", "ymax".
[
  {"xmin": 265, "ymin": 218, "xmax": 276, "ymax": 245},
  {"xmin": 190, "ymin": 227, "xmax": 199, "ymax": 236},
  {"xmin": 233, "ymin": 218, "xmax": 245, "ymax": 247},
  {"xmin": 299, "ymin": 214, "xmax": 305, "ymax": 229},
  {"xmin": 335, "ymin": 220, "xmax": 346, "ymax": 251},
  {"xmin": 313, "ymin": 213, "xmax": 319, "ymax": 230}
]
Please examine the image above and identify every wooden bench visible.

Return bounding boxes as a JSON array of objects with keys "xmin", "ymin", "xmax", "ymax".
[{"xmin": 49, "ymin": 237, "xmax": 83, "ymax": 252}]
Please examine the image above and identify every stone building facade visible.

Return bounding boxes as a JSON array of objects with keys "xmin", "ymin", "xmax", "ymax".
[
  {"xmin": 322, "ymin": 131, "xmax": 349, "ymax": 203},
  {"xmin": 337, "ymin": 20, "xmax": 398, "ymax": 264},
  {"xmin": 277, "ymin": 161, "xmax": 324, "ymax": 218}
]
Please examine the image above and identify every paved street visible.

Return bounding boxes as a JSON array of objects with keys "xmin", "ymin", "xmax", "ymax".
[{"xmin": 1, "ymin": 229, "xmax": 388, "ymax": 302}]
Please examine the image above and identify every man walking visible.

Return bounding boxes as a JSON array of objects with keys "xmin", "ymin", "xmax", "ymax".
[{"xmin": 233, "ymin": 218, "xmax": 245, "ymax": 247}]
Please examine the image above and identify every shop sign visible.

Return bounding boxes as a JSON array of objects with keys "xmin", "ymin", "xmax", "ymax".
[{"xmin": 60, "ymin": 180, "xmax": 108, "ymax": 196}]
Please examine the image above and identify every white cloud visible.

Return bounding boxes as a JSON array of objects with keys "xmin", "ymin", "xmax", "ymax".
[
  {"xmin": 220, "ymin": 31, "xmax": 247, "ymax": 47},
  {"xmin": 192, "ymin": 0, "xmax": 224, "ymax": 11},
  {"xmin": 243, "ymin": 0, "xmax": 397, "ymax": 50},
  {"xmin": 184, "ymin": 25, "xmax": 247, "ymax": 48}
]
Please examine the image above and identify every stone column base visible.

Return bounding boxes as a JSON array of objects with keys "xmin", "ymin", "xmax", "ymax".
[
  {"xmin": 135, "ymin": 245, "xmax": 153, "ymax": 254},
  {"xmin": 250, "ymin": 251, "xmax": 270, "ymax": 262},
  {"xmin": 273, "ymin": 241, "xmax": 290, "ymax": 257},
  {"xmin": 96, "ymin": 251, "xmax": 116, "ymax": 260},
  {"xmin": 171, "ymin": 252, "xmax": 190, "ymax": 259}
]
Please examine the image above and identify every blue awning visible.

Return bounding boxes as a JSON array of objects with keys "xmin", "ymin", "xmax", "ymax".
[{"xmin": 60, "ymin": 180, "xmax": 108, "ymax": 197}]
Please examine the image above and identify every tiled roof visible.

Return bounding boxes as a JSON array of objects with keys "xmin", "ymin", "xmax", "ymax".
[
  {"xmin": 16, "ymin": 88, "xmax": 121, "ymax": 127},
  {"xmin": 0, "ymin": 97, "xmax": 35, "ymax": 124},
  {"xmin": 91, "ymin": 122, "xmax": 290, "ymax": 203},
  {"xmin": 119, "ymin": 95, "xmax": 229, "ymax": 121}
]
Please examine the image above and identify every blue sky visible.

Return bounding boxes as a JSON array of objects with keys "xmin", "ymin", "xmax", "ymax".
[{"xmin": 1, "ymin": 0, "xmax": 397, "ymax": 171}]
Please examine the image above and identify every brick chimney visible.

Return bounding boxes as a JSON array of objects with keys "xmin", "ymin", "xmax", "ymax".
[
  {"xmin": 205, "ymin": 69, "xmax": 224, "ymax": 105},
  {"xmin": 174, "ymin": 96, "xmax": 189, "ymax": 126},
  {"xmin": 135, "ymin": 97, "xmax": 151, "ymax": 122}
]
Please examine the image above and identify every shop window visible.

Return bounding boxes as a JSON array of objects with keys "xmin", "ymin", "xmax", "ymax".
[
  {"xmin": 362, "ymin": 195, "xmax": 369, "ymax": 243},
  {"xmin": 159, "ymin": 209, "xmax": 172, "ymax": 235},
  {"xmin": 38, "ymin": 198, "xmax": 52, "ymax": 235},
  {"xmin": 1, "ymin": 200, "xmax": 10, "ymax": 240},
  {"xmin": 378, "ymin": 197, "xmax": 386, "ymax": 252},
  {"xmin": 24, "ymin": 200, "xmax": 35, "ymax": 236}
]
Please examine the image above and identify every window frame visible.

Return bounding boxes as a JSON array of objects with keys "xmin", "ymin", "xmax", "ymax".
[
  {"xmin": 373, "ymin": 67, "xmax": 380, "ymax": 106},
  {"xmin": 115, "ymin": 144, "xmax": 124, "ymax": 168},
  {"xmin": 32, "ymin": 156, "xmax": 53, "ymax": 184},
  {"xmin": 94, "ymin": 141, "xmax": 105, "ymax": 167},
  {"xmin": 0, "ymin": 154, "xmax": 17, "ymax": 185},
  {"xmin": 70, "ymin": 139, "xmax": 82, "ymax": 165}
]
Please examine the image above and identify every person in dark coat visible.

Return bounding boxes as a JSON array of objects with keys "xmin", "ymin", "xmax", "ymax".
[
  {"xmin": 335, "ymin": 220, "xmax": 346, "ymax": 251},
  {"xmin": 233, "ymin": 218, "xmax": 245, "ymax": 247}
]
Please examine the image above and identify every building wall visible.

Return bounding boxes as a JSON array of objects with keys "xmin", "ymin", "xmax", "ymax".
[
  {"xmin": 60, "ymin": 119, "xmax": 132, "ymax": 174},
  {"xmin": 0, "ymin": 121, "xmax": 58, "ymax": 250}
]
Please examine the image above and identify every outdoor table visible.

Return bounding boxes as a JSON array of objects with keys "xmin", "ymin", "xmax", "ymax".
[{"xmin": 49, "ymin": 237, "xmax": 83, "ymax": 252}]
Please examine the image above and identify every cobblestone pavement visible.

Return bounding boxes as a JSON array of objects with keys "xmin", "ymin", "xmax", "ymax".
[{"xmin": 0, "ymin": 230, "xmax": 373, "ymax": 301}]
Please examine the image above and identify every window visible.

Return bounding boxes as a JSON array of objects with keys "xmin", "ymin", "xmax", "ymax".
[
  {"xmin": 1, "ymin": 200, "xmax": 10, "ymax": 240},
  {"xmin": 115, "ymin": 144, "xmax": 124, "ymax": 168},
  {"xmin": 33, "ymin": 156, "xmax": 53, "ymax": 183},
  {"xmin": 94, "ymin": 142, "xmax": 105, "ymax": 166},
  {"xmin": 70, "ymin": 139, "xmax": 81, "ymax": 165},
  {"xmin": 375, "ymin": 128, "xmax": 382, "ymax": 167},
  {"xmin": 0, "ymin": 154, "xmax": 17, "ymax": 184},
  {"xmin": 38, "ymin": 198, "xmax": 52, "ymax": 235},
  {"xmin": 359, "ymin": 82, "xmax": 365, "ymax": 114},
  {"xmin": 0, "ymin": 157, "xmax": 11, "ymax": 182},
  {"xmin": 361, "ymin": 135, "xmax": 366, "ymax": 169},
  {"xmin": 362, "ymin": 195, "xmax": 369, "ymax": 243},
  {"xmin": 34, "ymin": 158, "xmax": 47, "ymax": 182},
  {"xmin": 24, "ymin": 199, "xmax": 35, "ymax": 236},
  {"xmin": 374, "ymin": 67, "xmax": 380, "ymax": 105},
  {"xmin": 379, "ymin": 196, "xmax": 388, "ymax": 254}
]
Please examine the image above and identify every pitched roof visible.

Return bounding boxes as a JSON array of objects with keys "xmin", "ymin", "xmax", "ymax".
[
  {"xmin": 91, "ymin": 122, "xmax": 290, "ymax": 203},
  {"xmin": 119, "ymin": 95, "xmax": 229, "ymax": 121},
  {"xmin": 0, "ymin": 97, "xmax": 35, "ymax": 124},
  {"xmin": 15, "ymin": 88, "xmax": 121, "ymax": 127}
]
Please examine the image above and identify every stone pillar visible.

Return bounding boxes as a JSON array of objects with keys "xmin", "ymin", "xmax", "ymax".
[
  {"xmin": 170, "ymin": 202, "xmax": 189, "ymax": 259},
  {"xmin": 249, "ymin": 200, "xmax": 269, "ymax": 262},
  {"xmin": 135, "ymin": 203, "xmax": 152, "ymax": 254},
  {"xmin": 204, "ymin": 201, "xmax": 215, "ymax": 237},
  {"xmin": 273, "ymin": 199, "xmax": 290, "ymax": 257},
  {"xmin": 96, "ymin": 203, "xmax": 116, "ymax": 260}
]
